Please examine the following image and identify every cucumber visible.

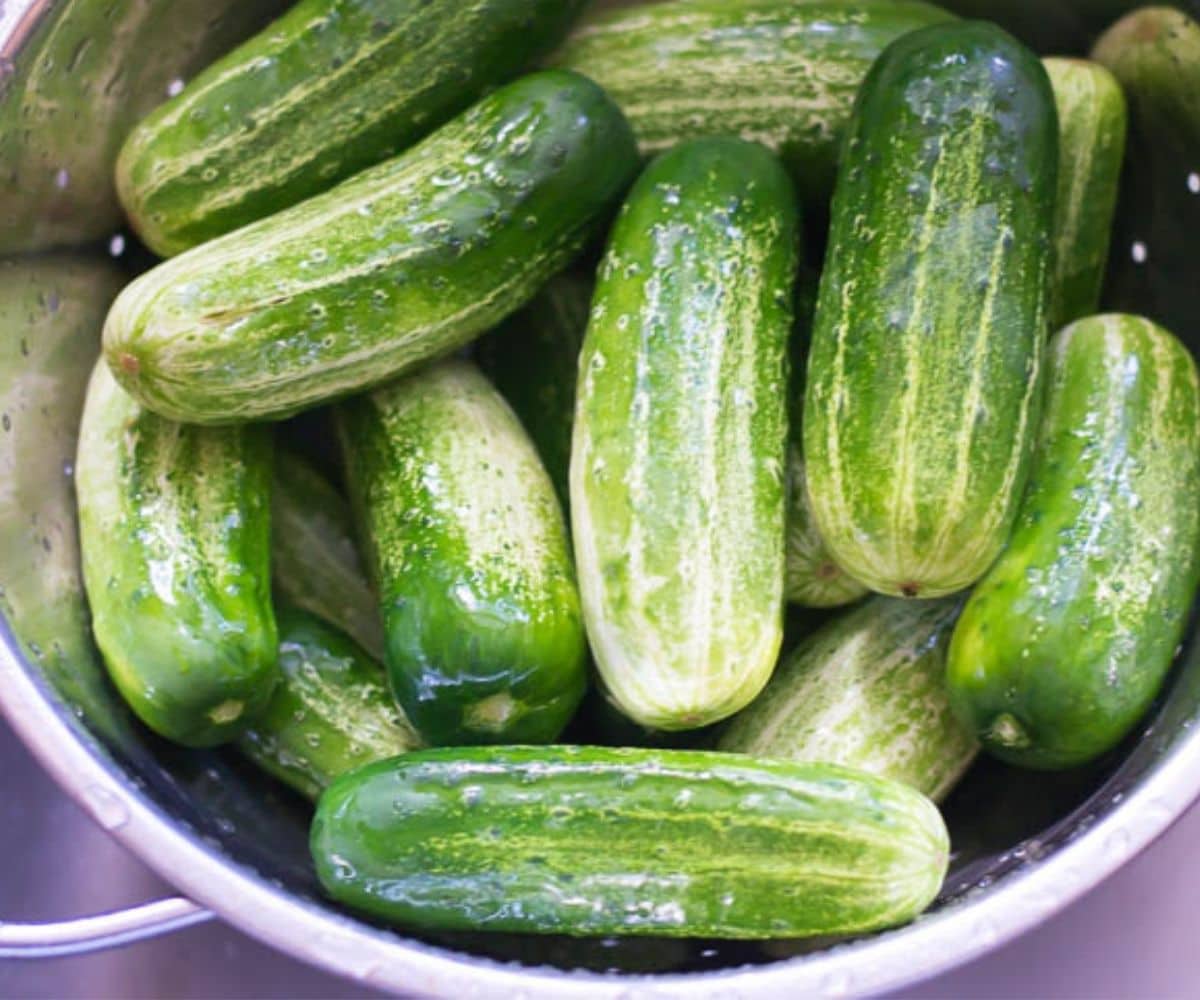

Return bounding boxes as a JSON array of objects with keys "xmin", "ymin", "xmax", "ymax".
[
  {"xmin": 803, "ymin": 21, "xmax": 1057, "ymax": 599},
  {"xmin": 272, "ymin": 450, "xmax": 384, "ymax": 661},
  {"xmin": 102, "ymin": 70, "xmax": 639, "ymax": 425},
  {"xmin": 76, "ymin": 362, "xmax": 276, "ymax": 747},
  {"xmin": 238, "ymin": 606, "xmax": 420, "ymax": 800},
  {"xmin": 947, "ymin": 315, "xmax": 1200, "ymax": 770},
  {"xmin": 720, "ymin": 597, "xmax": 976, "ymax": 802},
  {"xmin": 310, "ymin": 746, "xmax": 950, "ymax": 938},
  {"xmin": 116, "ymin": 0, "xmax": 589, "ymax": 256},
  {"xmin": 552, "ymin": 0, "xmax": 957, "ymax": 203},
  {"xmin": 1044, "ymin": 58, "xmax": 1127, "ymax": 333},
  {"xmin": 476, "ymin": 270, "xmax": 592, "ymax": 510},
  {"xmin": 338, "ymin": 359, "xmax": 586, "ymax": 745},
  {"xmin": 571, "ymin": 137, "xmax": 797, "ymax": 731}
]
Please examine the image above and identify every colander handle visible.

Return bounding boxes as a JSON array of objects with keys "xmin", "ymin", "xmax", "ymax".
[{"xmin": 0, "ymin": 896, "xmax": 213, "ymax": 958}]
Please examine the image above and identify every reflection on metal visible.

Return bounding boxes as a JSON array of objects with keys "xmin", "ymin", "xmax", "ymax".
[{"xmin": 0, "ymin": 897, "xmax": 212, "ymax": 959}]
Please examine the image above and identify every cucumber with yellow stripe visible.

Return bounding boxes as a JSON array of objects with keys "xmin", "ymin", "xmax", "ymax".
[
  {"xmin": 948, "ymin": 315, "xmax": 1200, "ymax": 770},
  {"xmin": 103, "ymin": 71, "xmax": 639, "ymax": 425},
  {"xmin": 116, "ymin": 0, "xmax": 589, "ymax": 256},
  {"xmin": 571, "ymin": 137, "xmax": 797, "ymax": 731},
  {"xmin": 803, "ymin": 21, "xmax": 1057, "ymax": 599}
]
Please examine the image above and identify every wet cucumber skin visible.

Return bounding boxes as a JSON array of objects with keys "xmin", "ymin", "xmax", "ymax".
[
  {"xmin": 948, "ymin": 315, "xmax": 1200, "ymax": 769},
  {"xmin": 311, "ymin": 746, "xmax": 950, "ymax": 938}
]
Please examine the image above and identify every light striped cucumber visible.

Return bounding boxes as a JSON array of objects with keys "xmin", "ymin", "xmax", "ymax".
[
  {"xmin": 311, "ymin": 746, "xmax": 950, "ymax": 938},
  {"xmin": 76, "ymin": 362, "xmax": 276, "ymax": 747},
  {"xmin": 948, "ymin": 315, "xmax": 1200, "ymax": 770},
  {"xmin": 116, "ymin": 0, "xmax": 589, "ymax": 256},
  {"xmin": 553, "ymin": 0, "xmax": 956, "ymax": 203},
  {"xmin": 803, "ymin": 22, "xmax": 1057, "ymax": 599},
  {"xmin": 339, "ymin": 359, "xmax": 587, "ymax": 746},
  {"xmin": 103, "ymin": 71, "xmax": 639, "ymax": 425},
  {"xmin": 238, "ymin": 606, "xmax": 420, "ymax": 800},
  {"xmin": 1044, "ymin": 58, "xmax": 1127, "ymax": 332},
  {"xmin": 571, "ymin": 137, "xmax": 797, "ymax": 731},
  {"xmin": 271, "ymin": 450, "xmax": 384, "ymax": 660},
  {"xmin": 720, "ymin": 597, "xmax": 976, "ymax": 802}
]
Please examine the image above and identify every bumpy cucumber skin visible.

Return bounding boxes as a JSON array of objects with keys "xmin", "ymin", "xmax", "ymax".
[
  {"xmin": 103, "ymin": 71, "xmax": 639, "ymax": 425},
  {"xmin": 1044, "ymin": 58, "xmax": 1127, "ymax": 333},
  {"xmin": 803, "ymin": 21, "xmax": 1057, "ymax": 599},
  {"xmin": 720, "ymin": 597, "xmax": 976, "ymax": 802},
  {"xmin": 272, "ymin": 450, "xmax": 384, "ymax": 661},
  {"xmin": 76, "ymin": 362, "xmax": 277, "ymax": 747},
  {"xmin": 339, "ymin": 360, "xmax": 586, "ymax": 746},
  {"xmin": 238, "ymin": 606, "xmax": 420, "ymax": 800},
  {"xmin": 311, "ymin": 746, "xmax": 950, "ymax": 938},
  {"xmin": 116, "ymin": 0, "xmax": 589, "ymax": 256},
  {"xmin": 571, "ymin": 137, "xmax": 796, "ymax": 731},
  {"xmin": 948, "ymin": 315, "xmax": 1200, "ymax": 770},
  {"xmin": 553, "ymin": 0, "xmax": 955, "ymax": 203}
]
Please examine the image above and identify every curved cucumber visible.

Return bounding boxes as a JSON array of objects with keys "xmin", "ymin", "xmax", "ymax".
[
  {"xmin": 1044, "ymin": 58, "xmax": 1127, "ymax": 333},
  {"xmin": 803, "ymin": 21, "xmax": 1057, "ymax": 599},
  {"xmin": 116, "ymin": 0, "xmax": 589, "ymax": 256},
  {"xmin": 720, "ymin": 597, "xmax": 976, "ymax": 802},
  {"xmin": 571, "ymin": 137, "xmax": 797, "ymax": 731},
  {"xmin": 238, "ymin": 606, "xmax": 420, "ymax": 800},
  {"xmin": 76, "ymin": 362, "xmax": 276, "ymax": 747},
  {"xmin": 553, "ymin": 0, "xmax": 956, "ymax": 203},
  {"xmin": 948, "ymin": 315, "xmax": 1200, "ymax": 769},
  {"xmin": 338, "ymin": 359, "xmax": 586, "ymax": 746},
  {"xmin": 103, "ymin": 70, "xmax": 639, "ymax": 424},
  {"xmin": 311, "ymin": 746, "xmax": 950, "ymax": 938}
]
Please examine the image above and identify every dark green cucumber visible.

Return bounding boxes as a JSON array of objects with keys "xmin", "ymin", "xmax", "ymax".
[
  {"xmin": 476, "ymin": 271, "xmax": 592, "ymax": 510},
  {"xmin": 948, "ymin": 315, "xmax": 1200, "ymax": 769},
  {"xmin": 76, "ymin": 362, "xmax": 276, "ymax": 747},
  {"xmin": 720, "ymin": 597, "xmax": 976, "ymax": 802},
  {"xmin": 553, "ymin": 0, "xmax": 956, "ymax": 203},
  {"xmin": 339, "ymin": 359, "xmax": 586, "ymax": 746},
  {"xmin": 311, "ymin": 746, "xmax": 950, "ymax": 938},
  {"xmin": 116, "ymin": 0, "xmax": 589, "ymax": 256},
  {"xmin": 238, "ymin": 606, "xmax": 420, "ymax": 800},
  {"xmin": 272, "ymin": 450, "xmax": 384, "ymax": 660},
  {"xmin": 571, "ymin": 137, "xmax": 797, "ymax": 731},
  {"xmin": 1044, "ymin": 58, "xmax": 1127, "ymax": 332},
  {"xmin": 803, "ymin": 21, "xmax": 1057, "ymax": 599},
  {"xmin": 103, "ymin": 71, "xmax": 639, "ymax": 425}
]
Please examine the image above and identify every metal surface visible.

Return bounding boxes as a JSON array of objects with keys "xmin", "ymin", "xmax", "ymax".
[{"xmin": 0, "ymin": 899, "xmax": 212, "ymax": 959}]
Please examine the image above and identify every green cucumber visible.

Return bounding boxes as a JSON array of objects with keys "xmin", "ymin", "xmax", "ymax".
[
  {"xmin": 76, "ymin": 362, "xmax": 276, "ymax": 747},
  {"xmin": 238, "ymin": 606, "xmax": 420, "ymax": 800},
  {"xmin": 720, "ymin": 597, "xmax": 976, "ymax": 802},
  {"xmin": 103, "ymin": 70, "xmax": 639, "ymax": 425},
  {"xmin": 311, "ymin": 746, "xmax": 950, "ymax": 938},
  {"xmin": 338, "ymin": 359, "xmax": 586, "ymax": 745},
  {"xmin": 271, "ymin": 450, "xmax": 384, "ymax": 661},
  {"xmin": 803, "ymin": 21, "xmax": 1057, "ymax": 599},
  {"xmin": 947, "ymin": 315, "xmax": 1200, "ymax": 770},
  {"xmin": 1044, "ymin": 58, "xmax": 1127, "ymax": 333},
  {"xmin": 571, "ymin": 137, "xmax": 797, "ymax": 731},
  {"xmin": 116, "ymin": 0, "xmax": 589, "ymax": 256},
  {"xmin": 553, "ymin": 0, "xmax": 956, "ymax": 203}
]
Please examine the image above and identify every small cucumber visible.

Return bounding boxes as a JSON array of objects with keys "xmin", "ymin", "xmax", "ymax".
[
  {"xmin": 1044, "ymin": 58, "xmax": 1127, "ymax": 333},
  {"xmin": 803, "ymin": 21, "xmax": 1057, "ymax": 599},
  {"xmin": 338, "ymin": 359, "xmax": 586, "ymax": 746},
  {"xmin": 238, "ymin": 605, "xmax": 420, "ymax": 800},
  {"xmin": 116, "ymin": 0, "xmax": 589, "ymax": 256},
  {"xmin": 311, "ymin": 746, "xmax": 950, "ymax": 938},
  {"xmin": 76, "ymin": 362, "xmax": 276, "ymax": 747},
  {"xmin": 720, "ymin": 597, "xmax": 976, "ymax": 802},
  {"xmin": 103, "ymin": 70, "xmax": 639, "ymax": 424},
  {"xmin": 571, "ymin": 137, "xmax": 797, "ymax": 731},
  {"xmin": 948, "ymin": 315, "xmax": 1200, "ymax": 769},
  {"xmin": 272, "ymin": 450, "xmax": 384, "ymax": 661}
]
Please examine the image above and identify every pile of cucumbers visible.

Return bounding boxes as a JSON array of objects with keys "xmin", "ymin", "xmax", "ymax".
[{"xmin": 62, "ymin": 0, "xmax": 1200, "ymax": 942}]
